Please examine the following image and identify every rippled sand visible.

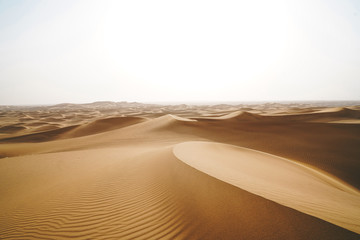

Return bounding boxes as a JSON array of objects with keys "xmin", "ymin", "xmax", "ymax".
[{"xmin": 1, "ymin": 102, "xmax": 359, "ymax": 239}]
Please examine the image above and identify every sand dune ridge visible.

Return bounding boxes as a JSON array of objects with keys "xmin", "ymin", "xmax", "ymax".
[{"xmin": 173, "ymin": 141, "xmax": 360, "ymax": 234}]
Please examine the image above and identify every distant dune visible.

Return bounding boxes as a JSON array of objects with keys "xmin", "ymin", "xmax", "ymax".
[
  {"xmin": 0, "ymin": 125, "xmax": 26, "ymax": 134},
  {"xmin": 62, "ymin": 116, "xmax": 146, "ymax": 138},
  {"xmin": 0, "ymin": 102, "xmax": 359, "ymax": 239}
]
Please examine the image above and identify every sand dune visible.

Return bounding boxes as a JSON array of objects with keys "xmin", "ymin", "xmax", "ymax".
[
  {"xmin": 0, "ymin": 124, "xmax": 26, "ymax": 134},
  {"xmin": 194, "ymin": 111, "xmax": 262, "ymax": 121},
  {"xmin": 0, "ymin": 116, "xmax": 145, "ymax": 143},
  {"xmin": 127, "ymin": 114, "xmax": 198, "ymax": 133},
  {"xmin": 1, "ymin": 145, "xmax": 358, "ymax": 239},
  {"xmin": 264, "ymin": 107, "xmax": 360, "ymax": 122},
  {"xmin": 168, "ymin": 114, "xmax": 197, "ymax": 122},
  {"xmin": 0, "ymin": 146, "xmax": 193, "ymax": 239},
  {"xmin": 192, "ymin": 107, "xmax": 360, "ymax": 124},
  {"xmin": 174, "ymin": 141, "xmax": 360, "ymax": 233},
  {"xmin": 217, "ymin": 110, "xmax": 262, "ymax": 120},
  {"xmin": 31, "ymin": 124, "xmax": 61, "ymax": 132},
  {"xmin": 61, "ymin": 116, "xmax": 146, "ymax": 138},
  {"xmin": 0, "ymin": 103, "xmax": 359, "ymax": 239},
  {"xmin": 0, "ymin": 125, "xmax": 79, "ymax": 143}
]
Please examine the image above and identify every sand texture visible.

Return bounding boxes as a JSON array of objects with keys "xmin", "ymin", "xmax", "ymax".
[{"xmin": 0, "ymin": 102, "xmax": 360, "ymax": 239}]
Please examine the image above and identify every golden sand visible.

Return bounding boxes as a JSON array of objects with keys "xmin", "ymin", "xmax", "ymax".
[{"xmin": 0, "ymin": 103, "xmax": 359, "ymax": 239}]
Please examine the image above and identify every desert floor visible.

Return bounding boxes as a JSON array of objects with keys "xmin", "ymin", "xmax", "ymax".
[{"xmin": 0, "ymin": 102, "xmax": 360, "ymax": 239}]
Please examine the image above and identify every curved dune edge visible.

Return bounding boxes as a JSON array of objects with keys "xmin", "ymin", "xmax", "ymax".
[
  {"xmin": 173, "ymin": 141, "xmax": 360, "ymax": 234},
  {"xmin": 168, "ymin": 114, "xmax": 197, "ymax": 122}
]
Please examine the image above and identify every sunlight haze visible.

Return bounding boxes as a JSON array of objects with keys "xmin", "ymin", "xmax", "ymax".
[{"xmin": 0, "ymin": 0, "xmax": 359, "ymax": 105}]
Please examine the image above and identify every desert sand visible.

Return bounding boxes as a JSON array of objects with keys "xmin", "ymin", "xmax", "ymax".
[{"xmin": 0, "ymin": 101, "xmax": 360, "ymax": 239}]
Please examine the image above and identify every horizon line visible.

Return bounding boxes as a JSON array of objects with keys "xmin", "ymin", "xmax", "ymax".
[{"xmin": 1, "ymin": 100, "xmax": 360, "ymax": 107}]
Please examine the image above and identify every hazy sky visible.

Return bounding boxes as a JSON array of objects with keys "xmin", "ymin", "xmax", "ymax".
[{"xmin": 0, "ymin": 0, "xmax": 359, "ymax": 105}]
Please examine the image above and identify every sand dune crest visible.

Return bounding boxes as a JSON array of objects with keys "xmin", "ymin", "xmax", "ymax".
[
  {"xmin": 173, "ymin": 141, "xmax": 360, "ymax": 234},
  {"xmin": 217, "ymin": 111, "xmax": 261, "ymax": 120}
]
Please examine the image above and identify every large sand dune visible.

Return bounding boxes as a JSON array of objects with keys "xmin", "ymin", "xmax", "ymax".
[
  {"xmin": 0, "ymin": 102, "xmax": 359, "ymax": 239},
  {"xmin": 174, "ymin": 141, "xmax": 360, "ymax": 233}
]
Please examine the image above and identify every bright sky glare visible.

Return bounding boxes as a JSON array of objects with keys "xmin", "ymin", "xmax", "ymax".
[{"xmin": 0, "ymin": 0, "xmax": 359, "ymax": 104}]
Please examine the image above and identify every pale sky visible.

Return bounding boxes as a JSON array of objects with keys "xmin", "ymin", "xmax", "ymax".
[{"xmin": 0, "ymin": 0, "xmax": 359, "ymax": 105}]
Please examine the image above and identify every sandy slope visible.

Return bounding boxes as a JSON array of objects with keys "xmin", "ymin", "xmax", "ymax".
[
  {"xmin": 0, "ymin": 104, "xmax": 360, "ymax": 239},
  {"xmin": 174, "ymin": 141, "xmax": 360, "ymax": 233},
  {"xmin": 1, "ymin": 144, "xmax": 358, "ymax": 239}
]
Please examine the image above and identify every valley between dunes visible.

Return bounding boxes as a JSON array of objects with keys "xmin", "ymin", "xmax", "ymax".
[{"xmin": 0, "ymin": 102, "xmax": 360, "ymax": 239}]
